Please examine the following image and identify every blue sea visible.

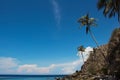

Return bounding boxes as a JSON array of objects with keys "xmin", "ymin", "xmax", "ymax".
[{"xmin": 0, "ymin": 75, "xmax": 66, "ymax": 80}]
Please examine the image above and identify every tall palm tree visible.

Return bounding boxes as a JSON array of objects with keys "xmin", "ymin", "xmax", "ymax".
[
  {"xmin": 78, "ymin": 13, "xmax": 98, "ymax": 47},
  {"xmin": 78, "ymin": 45, "xmax": 85, "ymax": 63},
  {"xmin": 77, "ymin": 13, "xmax": 107, "ymax": 62},
  {"xmin": 97, "ymin": 0, "xmax": 120, "ymax": 22}
]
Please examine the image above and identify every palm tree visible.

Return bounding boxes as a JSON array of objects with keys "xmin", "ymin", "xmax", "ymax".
[
  {"xmin": 77, "ymin": 13, "xmax": 107, "ymax": 62},
  {"xmin": 78, "ymin": 45, "xmax": 85, "ymax": 63},
  {"xmin": 78, "ymin": 13, "xmax": 98, "ymax": 47},
  {"xmin": 97, "ymin": 0, "xmax": 120, "ymax": 22}
]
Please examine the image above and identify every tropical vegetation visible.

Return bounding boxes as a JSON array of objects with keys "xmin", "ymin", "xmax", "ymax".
[
  {"xmin": 77, "ymin": 45, "xmax": 85, "ymax": 63},
  {"xmin": 77, "ymin": 14, "xmax": 107, "ymax": 62},
  {"xmin": 97, "ymin": 0, "xmax": 120, "ymax": 23}
]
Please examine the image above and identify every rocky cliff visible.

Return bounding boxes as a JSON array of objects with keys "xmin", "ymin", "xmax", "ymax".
[
  {"xmin": 107, "ymin": 28, "xmax": 120, "ymax": 78},
  {"xmin": 61, "ymin": 28, "xmax": 120, "ymax": 80}
]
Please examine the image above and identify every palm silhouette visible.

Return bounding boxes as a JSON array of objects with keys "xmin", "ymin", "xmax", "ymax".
[
  {"xmin": 78, "ymin": 14, "xmax": 106, "ymax": 62},
  {"xmin": 78, "ymin": 45, "xmax": 85, "ymax": 63},
  {"xmin": 78, "ymin": 13, "xmax": 98, "ymax": 47},
  {"xmin": 97, "ymin": 0, "xmax": 120, "ymax": 22}
]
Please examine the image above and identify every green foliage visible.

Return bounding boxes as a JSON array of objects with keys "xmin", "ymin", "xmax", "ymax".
[
  {"xmin": 78, "ymin": 13, "xmax": 97, "ymax": 34},
  {"xmin": 78, "ymin": 45, "xmax": 85, "ymax": 63},
  {"xmin": 97, "ymin": 0, "xmax": 120, "ymax": 22},
  {"xmin": 77, "ymin": 45, "xmax": 85, "ymax": 51}
]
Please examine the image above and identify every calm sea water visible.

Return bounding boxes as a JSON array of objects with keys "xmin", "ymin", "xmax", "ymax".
[{"xmin": 0, "ymin": 75, "xmax": 66, "ymax": 80}]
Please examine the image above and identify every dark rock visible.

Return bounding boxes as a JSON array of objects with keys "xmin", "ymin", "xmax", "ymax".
[{"xmin": 61, "ymin": 28, "xmax": 120, "ymax": 80}]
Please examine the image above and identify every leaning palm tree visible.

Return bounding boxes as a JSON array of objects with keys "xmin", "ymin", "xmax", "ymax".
[
  {"xmin": 97, "ymin": 0, "xmax": 120, "ymax": 22},
  {"xmin": 78, "ymin": 13, "xmax": 98, "ymax": 47},
  {"xmin": 78, "ymin": 45, "xmax": 85, "ymax": 63},
  {"xmin": 78, "ymin": 13, "xmax": 107, "ymax": 62}
]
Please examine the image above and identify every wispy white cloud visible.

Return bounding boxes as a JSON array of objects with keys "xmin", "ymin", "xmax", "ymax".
[
  {"xmin": 17, "ymin": 59, "xmax": 82, "ymax": 74},
  {"xmin": 0, "ymin": 47, "xmax": 93, "ymax": 74},
  {"xmin": 51, "ymin": 0, "xmax": 61, "ymax": 26},
  {"xmin": 0, "ymin": 57, "xmax": 18, "ymax": 69},
  {"xmin": 0, "ymin": 57, "xmax": 18, "ymax": 73},
  {"xmin": 17, "ymin": 46, "xmax": 92, "ymax": 74},
  {"xmin": 17, "ymin": 64, "xmax": 54, "ymax": 74}
]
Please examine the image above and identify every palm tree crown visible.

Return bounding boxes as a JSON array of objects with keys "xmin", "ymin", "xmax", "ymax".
[
  {"xmin": 77, "ymin": 14, "xmax": 107, "ymax": 62},
  {"xmin": 78, "ymin": 14, "xmax": 99, "ymax": 47},
  {"xmin": 78, "ymin": 45, "xmax": 85, "ymax": 52},
  {"xmin": 78, "ymin": 45, "xmax": 85, "ymax": 63},
  {"xmin": 78, "ymin": 14, "xmax": 97, "ymax": 34},
  {"xmin": 97, "ymin": 0, "xmax": 120, "ymax": 22}
]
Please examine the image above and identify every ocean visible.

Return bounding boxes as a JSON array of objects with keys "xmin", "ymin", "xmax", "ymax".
[{"xmin": 0, "ymin": 75, "xmax": 66, "ymax": 80}]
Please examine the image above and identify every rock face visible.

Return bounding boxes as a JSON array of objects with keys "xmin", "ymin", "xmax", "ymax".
[
  {"xmin": 80, "ymin": 44, "xmax": 108, "ymax": 75},
  {"xmin": 61, "ymin": 28, "xmax": 120, "ymax": 80},
  {"xmin": 107, "ymin": 28, "xmax": 120, "ymax": 78}
]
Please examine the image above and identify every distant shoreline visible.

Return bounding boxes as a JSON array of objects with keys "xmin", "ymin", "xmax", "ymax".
[{"xmin": 0, "ymin": 74, "xmax": 68, "ymax": 77}]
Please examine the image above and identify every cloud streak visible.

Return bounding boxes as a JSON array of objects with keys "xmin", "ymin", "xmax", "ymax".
[
  {"xmin": 0, "ymin": 57, "xmax": 18, "ymax": 69},
  {"xmin": 18, "ymin": 64, "xmax": 55, "ymax": 74},
  {"xmin": 17, "ymin": 59, "xmax": 82, "ymax": 74},
  {"xmin": 0, "ymin": 57, "xmax": 18, "ymax": 74},
  {"xmin": 51, "ymin": 0, "xmax": 61, "ymax": 26}
]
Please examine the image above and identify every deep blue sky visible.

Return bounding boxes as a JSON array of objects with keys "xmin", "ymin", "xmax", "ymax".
[{"xmin": 0, "ymin": 0, "xmax": 119, "ymax": 74}]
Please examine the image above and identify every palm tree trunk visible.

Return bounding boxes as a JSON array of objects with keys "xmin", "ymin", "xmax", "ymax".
[
  {"xmin": 88, "ymin": 28, "xmax": 107, "ymax": 63},
  {"xmin": 81, "ymin": 52, "xmax": 85, "ymax": 63},
  {"xmin": 89, "ymin": 28, "xmax": 99, "ymax": 47}
]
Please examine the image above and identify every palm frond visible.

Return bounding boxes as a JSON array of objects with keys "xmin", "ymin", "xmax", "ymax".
[
  {"xmin": 98, "ymin": 0, "xmax": 120, "ymax": 23},
  {"xmin": 78, "ymin": 14, "xmax": 97, "ymax": 34},
  {"xmin": 78, "ymin": 45, "xmax": 85, "ymax": 51},
  {"xmin": 109, "ymin": 8, "xmax": 115, "ymax": 18},
  {"xmin": 97, "ymin": 0, "xmax": 106, "ymax": 10}
]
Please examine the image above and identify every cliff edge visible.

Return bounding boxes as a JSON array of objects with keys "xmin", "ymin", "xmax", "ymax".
[{"xmin": 61, "ymin": 28, "xmax": 120, "ymax": 80}]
